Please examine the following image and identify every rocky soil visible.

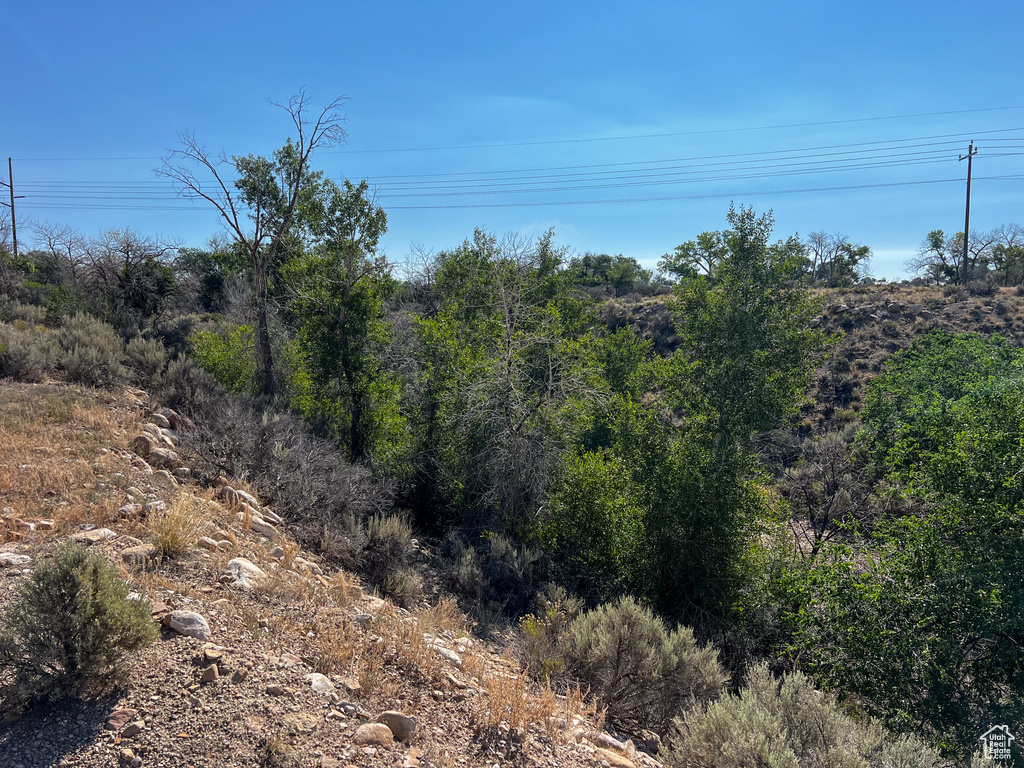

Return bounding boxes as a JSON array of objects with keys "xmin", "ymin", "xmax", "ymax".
[{"xmin": 0, "ymin": 383, "xmax": 653, "ymax": 768}]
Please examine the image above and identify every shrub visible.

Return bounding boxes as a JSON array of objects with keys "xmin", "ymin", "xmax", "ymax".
[
  {"xmin": 190, "ymin": 324, "xmax": 257, "ymax": 394},
  {"xmin": 361, "ymin": 514, "xmax": 419, "ymax": 605},
  {"xmin": 0, "ymin": 541, "xmax": 157, "ymax": 710},
  {"xmin": 0, "ymin": 323, "xmax": 56, "ymax": 382},
  {"xmin": 519, "ymin": 583, "xmax": 583, "ymax": 680},
  {"xmin": 563, "ymin": 596, "xmax": 727, "ymax": 733},
  {"xmin": 54, "ymin": 312, "xmax": 125, "ymax": 387},
  {"xmin": 661, "ymin": 663, "xmax": 942, "ymax": 768},
  {"xmin": 125, "ymin": 336, "xmax": 168, "ymax": 386}
]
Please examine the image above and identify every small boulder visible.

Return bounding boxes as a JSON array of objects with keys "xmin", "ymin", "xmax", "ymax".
[
  {"xmin": 250, "ymin": 517, "xmax": 279, "ymax": 540},
  {"xmin": 150, "ymin": 413, "xmax": 171, "ymax": 429},
  {"xmin": 105, "ymin": 709, "xmax": 137, "ymax": 731},
  {"xmin": 225, "ymin": 557, "xmax": 267, "ymax": 588},
  {"xmin": 130, "ymin": 434, "xmax": 156, "ymax": 459},
  {"xmin": 352, "ymin": 722, "xmax": 394, "ymax": 746},
  {"xmin": 122, "ymin": 544, "xmax": 160, "ymax": 568},
  {"xmin": 121, "ymin": 721, "xmax": 145, "ymax": 738},
  {"xmin": 72, "ymin": 528, "xmax": 117, "ymax": 546},
  {"xmin": 163, "ymin": 610, "xmax": 211, "ymax": 641},
  {"xmin": 376, "ymin": 711, "xmax": 416, "ymax": 742},
  {"xmin": 197, "ymin": 537, "xmax": 220, "ymax": 552},
  {"xmin": 0, "ymin": 553, "xmax": 32, "ymax": 567},
  {"xmin": 305, "ymin": 673, "xmax": 335, "ymax": 695},
  {"xmin": 147, "ymin": 448, "xmax": 182, "ymax": 471}
]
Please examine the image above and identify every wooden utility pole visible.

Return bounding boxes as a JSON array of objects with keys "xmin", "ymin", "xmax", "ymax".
[
  {"xmin": 959, "ymin": 142, "xmax": 978, "ymax": 286},
  {"xmin": 2, "ymin": 158, "xmax": 23, "ymax": 258}
]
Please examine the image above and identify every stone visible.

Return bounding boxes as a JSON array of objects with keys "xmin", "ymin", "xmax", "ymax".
[
  {"xmin": 432, "ymin": 645, "xmax": 463, "ymax": 668},
  {"xmin": 172, "ymin": 467, "xmax": 191, "ymax": 481},
  {"xmin": 201, "ymin": 665, "xmax": 219, "ymax": 683},
  {"xmin": 376, "ymin": 711, "xmax": 416, "ymax": 742},
  {"xmin": 283, "ymin": 712, "xmax": 318, "ymax": 735},
  {"xmin": 105, "ymin": 709, "xmax": 137, "ymax": 731},
  {"xmin": 150, "ymin": 413, "xmax": 171, "ymax": 429},
  {"xmin": 163, "ymin": 610, "xmax": 211, "ymax": 641},
  {"xmin": 142, "ymin": 500, "xmax": 166, "ymax": 516},
  {"xmin": 338, "ymin": 677, "xmax": 362, "ymax": 696},
  {"xmin": 353, "ymin": 613, "xmax": 374, "ymax": 627},
  {"xmin": 118, "ymin": 748, "xmax": 135, "ymax": 765},
  {"xmin": 122, "ymin": 544, "xmax": 160, "ymax": 568},
  {"xmin": 154, "ymin": 469, "xmax": 178, "ymax": 486},
  {"xmin": 0, "ymin": 553, "xmax": 32, "ymax": 567},
  {"xmin": 130, "ymin": 434, "xmax": 156, "ymax": 458},
  {"xmin": 71, "ymin": 528, "xmax": 117, "ymax": 545},
  {"xmin": 266, "ymin": 684, "xmax": 296, "ymax": 698},
  {"xmin": 351, "ymin": 722, "xmax": 394, "ymax": 746},
  {"xmin": 37, "ymin": 519, "xmax": 55, "ymax": 530},
  {"xmin": 225, "ymin": 557, "xmax": 267, "ymax": 588},
  {"xmin": 589, "ymin": 732, "xmax": 628, "ymax": 753},
  {"xmin": 119, "ymin": 503, "xmax": 144, "ymax": 518},
  {"xmin": 234, "ymin": 488, "xmax": 261, "ymax": 509},
  {"xmin": 250, "ymin": 516, "xmax": 279, "ymax": 540},
  {"xmin": 595, "ymin": 747, "xmax": 636, "ymax": 768},
  {"xmin": 130, "ymin": 457, "xmax": 152, "ymax": 473},
  {"xmin": 270, "ymin": 546, "xmax": 285, "ymax": 560},
  {"xmin": 147, "ymin": 447, "xmax": 182, "ymax": 470},
  {"xmin": 260, "ymin": 508, "xmax": 284, "ymax": 525},
  {"xmin": 121, "ymin": 721, "xmax": 145, "ymax": 738},
  {"xmin": 230, "ymin": 668, "xmax": 249, "ymax": 684},
  {"xmin": 305, "ymin": 673, "xmax": 335, "ymax": 695},
  {"xmin": 197, "ymin": 536, "xmax": 220, "ymax": 552}
]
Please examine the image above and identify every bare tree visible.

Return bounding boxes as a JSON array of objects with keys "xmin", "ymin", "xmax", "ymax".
[{"xmin": 158, "ymin": 91, "xmax": 348, "ymax": 399}]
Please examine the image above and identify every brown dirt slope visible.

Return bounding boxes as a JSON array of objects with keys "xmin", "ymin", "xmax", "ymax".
[{"xmin": 0, "ymin": 383, "xmax": 640, "ymax": 768}]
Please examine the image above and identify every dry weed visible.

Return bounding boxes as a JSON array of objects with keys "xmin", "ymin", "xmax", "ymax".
[{"xmin": 148, "ymin": 492, "xmax": 213, "ymax": 557}]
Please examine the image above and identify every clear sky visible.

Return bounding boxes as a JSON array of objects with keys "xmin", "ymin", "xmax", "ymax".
[{"xmin": 4, "ymin": 0, "xmax": 1023, "ymax": 280}]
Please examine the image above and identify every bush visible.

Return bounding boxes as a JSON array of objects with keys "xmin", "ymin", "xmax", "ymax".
[
  {"xmin": 125, "ymin": 336, "xmax": 168, "ymax": 386},
  {"xmin": 0, "ymin": 323, "xmax": 56, "ymax": 382},
  {"xmin": 661, "ymin": 664, "xmax": 942, "ymax": 768},
  {"xmin": 362, "ymin": 514, "xmax": 412, "ymax": 582},
  {"xmin": 190, "ymin": 324, "xmax": 257, "ymax": 394},
  {"xmin": 563, "ymin": 596, "xmax": 727, "ymax": 733},
  {"xmin": 149, "ymin": 493, "xmax": 211, "ymax": 558},
  {"xmin": 54, "ymin": 312, "xmax": 126, "ymax": 387},
  {"xmin": 0, "ymin": 541, "xmax": 157, "ymax": 710},
  {"xmin": 519, "ymin": 583, "xmax": 583, "ymax": 680},
  {"xmin": 443, "ymin": 532, "xmax": 542, "ymax": 616}
]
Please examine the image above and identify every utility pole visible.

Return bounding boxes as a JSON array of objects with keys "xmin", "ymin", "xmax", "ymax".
[
  {"xmin": 959, "ymin": 142, "xmax": 978, "ymax": 286},
  {"xmin": 1, "ymin": 157, "xmax": 25, "ymax": 258}
]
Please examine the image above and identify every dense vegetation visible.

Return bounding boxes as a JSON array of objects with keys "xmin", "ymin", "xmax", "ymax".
[{"xmin": 3, "ymin": 113, "xmax": 1023, "ymax": 764}]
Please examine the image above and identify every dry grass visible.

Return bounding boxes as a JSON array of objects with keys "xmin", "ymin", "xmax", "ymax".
[
  {"xmin": 148, "ymin": 491, "xmax": 214, "ymax": 558},
  {"xmin": 0, "ymin": 385, "xmax": 129, "ymax": 539}
]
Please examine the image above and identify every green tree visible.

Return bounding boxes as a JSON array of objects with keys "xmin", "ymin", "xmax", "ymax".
[
  {"xmin": 796, "ymin": 333, "xmax": 1024, "ymax": 757},
  {"xmin": 160, "ymin": 91, "xmax": 347, "ymax": 399},
  {"xmin": 284, "ymin": 179, "xmax": 397, "ymax": 462}
]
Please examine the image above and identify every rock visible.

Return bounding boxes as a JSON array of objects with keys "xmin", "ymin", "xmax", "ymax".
[
  {"xmin": 431, "ymin": 645, "xmax": 463, "ymax": 668},
  {"xmin": 129, "ymin": 457, "xmax": 152, "ymax": 473},
  {"xmin": 305, "ymin": 673, "xmax": 335, "ymax": 695},
  {"xmin": 225, "ymin": 557, "xmax": 267, "ymax": 588},
  {"xmin": 159, "ymin": 408, "xmax": 182, "ymax": 429},
  {"xmin": 403, "ymin": 747, "xmax": 424, "ymax": 768},
  {"xmin": 105, "ymin": 709, "xmax": 137, "ymax": 731},
  {"xmin": 196, "ymin": 536, "xmax": 219, "ymax": 552},
  {"xmin": 234, "ymin": 488, "xmax": 261, "ymax": 509},
  {"xmin": 260, "ymin": 508, "xmax": 284, "ymax": 525},
  {"xmin": 593, "ymin": 747, "xmax": 636, "ymax": 768},
  {"xmin": 589, "ymin": 731, "xmax": 628, "ymax": 753},
  {"xmin": 37, "ymin": 519, "xmax": 55, "ymax": 530},
  {"xmin": 121, "ymin": 721, "xmax": 145, "ymax": 738},
  {"xmin": 250, "ymin": 516, "xmax": 279, "ymax": 540},
  {"xmin": 201, "ymin": 664, "xmax": 219, "ymax": 683},
  {"xmin": 282, "ymin": 712, "xmax": 318, "ymax": 735},
  {"xmin": 270, "ymin": 546, "xmax": 285, "ymax": 560},
  {"xmin": 122, "ymin": 544, "xmax": 160, "ymax": 568},
  {"xmin": 376, "ymin": 711, "xmax": 416, "ymax": 741},
  {"xmin": 351, "ymin": 722, "xmax": 394, "ymax": 746},
  {"xmin": 150, "ymin": 413, "xmax": 171, "ymax": 429},
  {"xmin": 266, "ymin": 684, "xmax": 296, "ymax": 698},
  {"xmin": 338, "ymin": 677, "xmax": 362, "ymax": 696},
  {"xmin": 142, "ymin": 500, "xmax": 167, "ymax": 516},
  {"xmin": 147, "ymin": 448, "xmax": 182, "ymax": 470},
  {"xmin": 119, "ymin": 503, "xmax": 144, "ymax": 518},
  {"xmin": 154, "ymin": 469, "xmax": 178, "ymax": 486},
  {"xmin": 130, "ymin": 434, "xmax": 156, "ymax": 458},
  {"xmin": 0, "ymin": 553, "xmax": 32, "ymax": 567},
  {"xmin": 230, "ymin": 668, "xmax": 249, "ymax": 684},
  {"xmin": 353, "ymin": 613, "xmax": 374, "ymax": 627},
  {"xmin": 172, "ymin": 467, "xmax": 191, "ymax": 481},
  {"xmin": 72, "ymin": 528, "xmax": 117, "ymax": 545},
  {"xmin": 163, "ymin": 610, "xmax": 211, "ymax": 641}
]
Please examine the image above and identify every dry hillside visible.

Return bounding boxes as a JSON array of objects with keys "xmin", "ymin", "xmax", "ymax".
[{"xmin": 0, "ymin": 383, "xmax": 646, "ymax": 768}]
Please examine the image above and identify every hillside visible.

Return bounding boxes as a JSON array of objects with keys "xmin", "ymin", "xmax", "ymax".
[{"xmin": 0, "ymin": 383, "xmax": 633, "ymax": 768}]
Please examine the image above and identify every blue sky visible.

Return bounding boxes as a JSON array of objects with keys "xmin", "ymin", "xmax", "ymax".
[{"xmin": 4, "ymin": 1, "xmax": 1023, "ymax": 280}]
